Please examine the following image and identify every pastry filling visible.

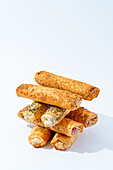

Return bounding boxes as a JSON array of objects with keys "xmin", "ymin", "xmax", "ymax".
[
  {"xmin": 30, "ymin": 137, "xmax": 43, "ymax": 146},
  {"xmin": 89, "ymin": 88, "xmax": 99, "ymax": 99},
  {"xmin": 23, "ymin": 111, "xmax": 35, "ymax": 123},
  {"xmin": 41, "ymin": 114, "xmax": 55, "ymax": 127},
  {"xmin": 72, "ymin": 98, "xmax": 82, "ymax": 108},
  {"xmin": 23, "ymin": 102, "xmax": 44, "ymax": 123},
  {"xmin": 76, "ymin": 98, "xmax": 82, "ymax": 106},
  {"xmin": 86, "ymin": 121, "xmax": 90, "ymax": 126},
  {"xmin": 55, "ymin": 141, "xmax": 66, "ymax": 150},
  {"xmin": 87, "ymin": 116, "xmax": 97, "ymax": 126},
  {"xmin": 71, "ymin": 127, "xmax": 78, "ymax": 134}
]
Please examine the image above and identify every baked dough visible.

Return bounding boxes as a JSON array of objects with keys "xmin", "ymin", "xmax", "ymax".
[
  {"xmin": 16, "ymin": 84, "xmax": 82, "ymax": 110},
  {"xmin": 18, "ymin": 101, "xmax": 49, "ymax": 124},
  {"xmin": 66, "ymin": 107, "xmax": 98, "ymax": 127},
  {"xmin": 41, "ymin": 106, "xmax": 70, "ymax": 127},
  {"xmin": 50, "ymin": 118, "xmax": 83, "ymax": 136},
  {"xmin": 50, "ymin": 133, "xmax": 78, "ymax": 150},
  {"xmin": 18, "ymin": 105, "xmax": 84, "ymax": 136},
  {"xmin": 28, "ymin": 126, "xmax": 52, "ymax": 148},
  {"xmin": 34, "ymin": 71, "xmax": 100, "ymax": 101}
]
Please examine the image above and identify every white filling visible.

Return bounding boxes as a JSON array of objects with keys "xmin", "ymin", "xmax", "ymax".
[
  {"xmin": 41, "ymin": 114, "xmax": 55, "ymax": 127},
  {"xmin": 23, "ymin": 112, "xmax": 34, "ymax": 123},
  {"xmin": 55, "ymin": 141, "xmax": 66, "ymax": 150},
  {"xmin": 30, "ymin": 137, "xmax": 43, "ymax": 146}
]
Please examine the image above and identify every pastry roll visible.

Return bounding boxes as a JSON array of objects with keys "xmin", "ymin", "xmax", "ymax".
[
  {"xmin": 34, "ymin": 71, "xmax": 100, "ymax": 101},
  {"xmin": 18, "ymin": 101, "xmax": 49, "ymax": 124},
  {"xmin": 41, "ymin": 106, "xmax": 70, "ymax": 127},
  {"xmin": 50, "ymin": 118, "xmax": 83, "ymax": 136},
  {"xmin": 28, "ymin": 126, "xmax": 52, "ymax": 148},
  {"xmin": 18, "ymin": 105, "xmax": 83, "ymax": 136},
  {"xmin": 18, "ymin": 105, "xmax": 44, "ymax": 127},
  {"xmin": 16, "ymin": 84, "xmax": 82, "ymax": 110},
  {"xmin": 66, "ymin": 107, "xmax": 98, "ymax": 127},
  {"xmin": 50, "ymin": 133, "xmax": 78, "ymax": 151}
]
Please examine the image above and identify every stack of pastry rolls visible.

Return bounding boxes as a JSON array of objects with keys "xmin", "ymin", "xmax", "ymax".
[{"xmin": 16, "ymin": 71, "xmax": 100, "ymax": 151}]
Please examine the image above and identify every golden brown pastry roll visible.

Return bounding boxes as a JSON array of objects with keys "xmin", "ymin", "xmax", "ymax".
[
  {"xmin": 50, "ymin": 118, "xmax": 83, "ymax": 136},
  {"xmin": 50, "ymin": 133, "xmax": 78, "ymax": 151},
  {"xmin": 16, "ymin": 84, "xmax": 82, "ymax": 110},
  {"xmin": 34, "ymin": 71, "xmax": 100, "ymax": 101},
  {"xmin": 18, "ymin": 106, "xmax": 83, "ymax": 136},
  {"xmin": 41, "ymin": 106, "xmax": 70, "ymax": 127},
  {"xmin": 28, "ymin": 126, "xmax": 52, "ymax": 148},
  {"xmin": 18, "ymin": 101, "xmax": 49, "ymax": 124},
  {"xmin": 18, "ymin": 106, "xmax": 44, "ymax": 127},
  {"xmin": 66, "ymin": 107, "xmax": 98, "ymax": 127}
]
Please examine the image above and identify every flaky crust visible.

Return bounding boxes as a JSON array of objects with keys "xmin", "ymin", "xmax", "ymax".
[
  {"xmin": 18, "ymin": 105, "xmax": 84, "ymax": 136},
  {"xmin": 34, "ymin": 71, "xmax": 100, "ymax": 101},
  {"xmin": 18, "ymin": 105, "xmax": 29, "ymax": 118},
  {"xmin": 50, "ymin": 118, "xmax": 83, "ymax": 136},
  {"xmin": 18, "ymin": 102, "xmax": 49, "ymax": 123},
  {"xmin": 50, "ymin": 133, "xmax": 78, "ymax": 150},
  {"xmin": 41, "ymin": 106, "xmax": 70, "ymax": 127},
  {"xmin": 18, "ymin": 105, "xmax": 45, "ymax": 127},
  {"xmin": 28, "ymin": 126, "xmax": 52, "ymax": 148},
  {"xmin": 66, "ymin": 107, "xmax": 98, "ymax": 127},
  {"xmin": 16, "ymin": 84, "xmax": 82, "ymax": 110}
]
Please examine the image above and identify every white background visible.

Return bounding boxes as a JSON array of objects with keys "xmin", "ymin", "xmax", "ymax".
[{"xmin": 0, "ymin": 1, "xmax": 113, "ymax": 170}]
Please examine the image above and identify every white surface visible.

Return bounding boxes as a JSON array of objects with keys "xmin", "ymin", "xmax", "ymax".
[{"xmin": 0, "ymin": 1, "xmax": 113, "ymax": 170}]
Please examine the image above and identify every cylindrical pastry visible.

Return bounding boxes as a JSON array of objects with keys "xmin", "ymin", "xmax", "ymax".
[
  {"xmin": 50, "ymin": 118, "xmax": 83, "ymax": 136},
  {"xmin": 18, "ymin": 106, "xmax": 44, "ymax": 127},
  {"xmin": 66, "ymin": 107, "xmax": 98, "ymax": 128},
  {"xmin": 18, "ymin": 101, "xmax": 49, "ymax": 124},
  {"xmin": 18, "ymin": 105, "xmax": 84, "ymax": 136},
  {"xmin": 50, "ymin": 133, "xmax": 78, "ymax": 151},
  {"xmin": 28, "ymin": 126, "xmax": 52, "ymax": 148},
  {"xmin": 41, "ymin": 106, "xmax": 70, "ymax": 127},
  {"xmin": 34, "ymin": 71, "xmax": 100, "ymax": 101},
  {"xmin": 16, "ymin": 84, "xmax": 82, "ymax": 110}
]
